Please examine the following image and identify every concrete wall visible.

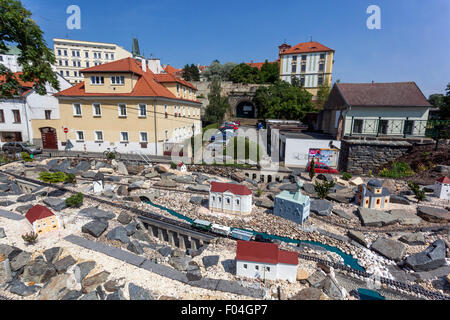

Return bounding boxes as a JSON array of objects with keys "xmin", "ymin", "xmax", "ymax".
[{"xmin": 277, "ymin": 263, "xmax": 298, "ymax": 283}]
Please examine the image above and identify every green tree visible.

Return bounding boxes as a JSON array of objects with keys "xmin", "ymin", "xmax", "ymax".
[
  {"xmin": 0, "ymin": 0, "xmax": 59, "ymax": 97},
  {"xmin": 182, "ymin": 64, "xmax": 200, "ymax": 81},
  {"xmin": 309, "ymin": 158, "xmax": 316, "ymax": 180},
  {"xmin": 438, "ymin": 84, "xmax": 450, "ymax": 119},
  {"xmin": 316, "ymin": 84, "xmax": 331, "ymax": 110},
  {"xmin": 204, "ymin": 78, "xmax": 230, "ymax": 124},
  {"xmin": 259, "ymin": 60, "xmax": 279, "ymax": 83},
  {"xmin": 202, "ymin": 60, "xmax": 237, "ymax": 81},
  {"xmin": 429, "ymin": 93, "xmax": 445, "ymax": 109},
  {"xmin": 230, "ymin": 63, "xmax": 260, "ymax": 84}
]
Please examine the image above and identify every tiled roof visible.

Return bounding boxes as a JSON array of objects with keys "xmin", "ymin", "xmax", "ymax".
[
  {"xmin": 0, "ymin": 72, "xmax": 35, "ymax": 88},
  {"xmin": 25, "ymin": 205, "xmax": 55, "ymax": 224},
  {"xmin": 80, "ymin": 57, "xmax": 143, "ymax": 75},
  {"xmin": 335, "ymin": 82, "xmax": 432, "ymax": 107},
  {"xmin": 236, "ymin": 240, "xmax": 298, "ymax": 265},
  {"xmin": 210, "ymin": 181, "xmax": 252, "ymax": 196},
  {"xmin": 245, "ymin": 62, "xmax": 273, "ymax": 70},
  {"xmin": 280, "ymin": 41, "xmax": 334, "ymax": 55},
  {"xmin": 164, "ymin": 65, "xmax": 182, "ymax": 75},
  {"xmin": 154, "ymin": 73, "xmax": 197, "ymax": 90},
  {"xmin": 437, "ymin": 176, "xmax": 450, "ymax": 184}
]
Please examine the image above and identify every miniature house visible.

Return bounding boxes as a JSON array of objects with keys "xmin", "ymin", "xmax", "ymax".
[
  {"xmin": 25, "ymin": 205, "xmax": 60, "ymax": 235},
  {"xmin": 236, "ymin": 240, "xmax": 298, "ymax": 283},
  {"xmin": 356, "ymin": 179, "xmax": 391, "ymax": 209},
  {"xmin": 434, "ymin": 176, "xmax": 450, "ymax": 200},
  {"xmin": 177, "ymin": 162, "xmax": 187, "ymax": 172},
  {"xmin": 209, "ymin": 181, "xmax": 252, "ymax": 214},
  {"xmin": 274, "ymin": 180, "xmax": 310, "ymax": 225}
]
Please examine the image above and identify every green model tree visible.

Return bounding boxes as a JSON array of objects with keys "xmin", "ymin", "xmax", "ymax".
[
  {"xmin": 0, "ymin": 0, "xmax": 59, "ymax": 97},
  {"xmin": 309, "ymin": 158, "xmax": 316, "ymax": 180},
  {"xmin": 204, "ymin": 78, "xmax": 230, "ymax": 124}
]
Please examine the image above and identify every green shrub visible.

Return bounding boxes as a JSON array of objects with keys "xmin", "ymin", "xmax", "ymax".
[
  {"xmin": 314, "ymin": 180, "xmax": 335, "ymax": 199},
  {"xmin": 38, "ymin": 171, "xmax": 68, "ymax": 184},
  {"xmin": 309, "ymin": 158, "xmax": 316, "ymax": 180},
  {"xmin": 342, "ymin": 172, "xmax": 352, "ymax": 181},
  {"xmin": 407, "ymin": 181, "xmax": 426, "ymax": 202},
  {"xmin": 170, "ymin": 161, "xmax": 177, "ymax": 169},
  {"xmin": 256, "ymin": 188, "xmax": 263, "ymax": 197},
  {"xmin": 106, "ymin": 152, "xmax": 115, "ymax": 160},
  {"xmin": 379, "ymin": 162, "xmax": 415, "ymax": 179},
  {"xmin": 22, "ymin": 232, "xmax": 38, "ymax": 245},
  {"xmin": 21, "ymin": 152, "xmax": 33, "ymax": 162},
  {"xmin": 65, "ymin": 173, "xmax": 76, "ymax": 184},
  {"xmin": 66, "ymin": 192, "xmax": 84, "ymax": 208},
  {"xmin": 0, "ymin": 155, "xmax": 11, "ymax": 165}
]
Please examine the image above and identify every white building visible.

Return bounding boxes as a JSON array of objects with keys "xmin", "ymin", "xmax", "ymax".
[
  {"xmin": 209, "ymin": 181, "xmax": 252, "ymax": 214},
  {"xmin": 236, "ymin": 240, "xmax": 298, "ymax": 283},
  {"xmin": 0, "ymin": 45, "xmax": 21, "ymax": 73},
  {"xmin": 434, "ymin": 177, "xmax": 450, "ymax": 200}
]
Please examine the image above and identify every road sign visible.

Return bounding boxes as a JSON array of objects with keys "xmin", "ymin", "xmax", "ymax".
[{"xmin": 64, "ymin": 127, "xmax": 68, "ymax": 134}]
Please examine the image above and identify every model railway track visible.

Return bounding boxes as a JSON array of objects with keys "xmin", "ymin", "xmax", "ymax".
[{"xmin": 2, "ymin": 170, "xmax": 450, "ymax": 300}]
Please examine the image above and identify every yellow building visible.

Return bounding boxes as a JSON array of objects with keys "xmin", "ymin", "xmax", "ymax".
[
  {"xmin": 32, "ymin": 57, "xmax": 202, "ymax": 156},
  {"xmin": 53, "ymin": 38, "xmax": 133, "ymax": 84},
  {"xmin": 25, "ymin": 205, "xmax": 60, "ymax": 235},
  {"xmin": 278, "ymin": 41, "xmax": 335, "ymax": 99}
]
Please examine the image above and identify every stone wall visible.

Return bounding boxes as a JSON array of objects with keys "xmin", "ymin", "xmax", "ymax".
[{"xmin": 338, "ymin": 139, "xmax": 412, "ymax": 175}]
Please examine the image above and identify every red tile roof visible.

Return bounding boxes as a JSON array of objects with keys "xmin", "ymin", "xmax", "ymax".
[
  {"xmin": 245, "ymin": 61, "xmax": 275, "ymax": 70},
  {"xmin": 335, "ymin": 82, "xmax": 432, "ymax": 107},
  {"xmin": 164, "ymin": 65, "xmax": 182, "ymax": 75},
  {"xmin": 25, "ymin": 205, "xmax": 55, "ymax": 225},
  {"xmin": 437, "ymin": 176, "xmax": 450, "ymax": 184},
  {"xmin": 80, "ymin": 57, "xmax": 143, "ymax": 75},
  {"xmin": 154, "ymin": 72, "xmax": 197, "ymax": 90},
  {"xmin": 0, "ymin": 72, "xmax": 36, "ymax": 94},
  {"xmin": 210, "ymin": 181, "xmax": 252, "ymax": 196},
  {"xmin": 236, "ymin": 241, "xmax": 298, "ymax": 265},
  {"xmin": 280, "ymin": 41, "xmax": 334, "ymax": 55}
]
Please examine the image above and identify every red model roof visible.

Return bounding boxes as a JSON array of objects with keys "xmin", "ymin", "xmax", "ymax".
[
  {"xmin": 280, "ymin": 41, "xmax": 334, "ymax": 55},
  {"xmin": 25, "ymin": 205, "xmax": 55, "ymax": 224},
  {"xmin": 437, "ymin": 176, "xmax": 450, "ymax": 184},
  {"xmin": 210, "ymin": 181, "xmax": 252, "ymax": 196},
  {"xmin": 236, "ymin": 240, "xmax": 298, "ymax": 265}
]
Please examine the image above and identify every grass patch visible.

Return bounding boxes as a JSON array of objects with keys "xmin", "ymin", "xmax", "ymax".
[{"xmin": 378, "ymin": 161, "xmax": 415, "ymax": 179}]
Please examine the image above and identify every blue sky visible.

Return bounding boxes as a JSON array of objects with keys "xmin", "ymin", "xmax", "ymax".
[{"xmin": 22, "ymin": 0, "xmax": 450, "ymax": 97}]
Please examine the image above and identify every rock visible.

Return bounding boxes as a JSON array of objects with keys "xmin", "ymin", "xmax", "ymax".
[
  {"xmin": 15, "ymin": 204, "xmax": 33, "ymax": 214},
  {"xmin": 154, "ymin": 164, "xmax": 169, "ymax": 174},
  {"xmin": 290, "ymin": 287, "xmax": 326, "ymax": 300},
  {"xmin": 302, "ymin": 183, "xmax": 316, "ymax": 194},
  {"xmin": 322, "ymin": 276, "xmax": 343, "ymax": 299},
  {"xmin": 317, "ymin": 261, "xmax": 331, "ymax": 274},
  {"xmin": 202, "ymin": 255, "xmax": 220, "ymax": 269},
  {"xmin": 22, "ymin": 260, "xmax": 57, "ymax": 283},
  {"xmin": 0, "ymin": 183, "xmax": 9, "ymax": 192},
  {"xmin": 0, "ymin": 200, "xmax": 16, "ymax": 207},
  {"xmin": 371, "ymin": 237, "xmax": 407, "ymax": 262},
  {"xmin": 389, "ymin": 209, "xmax": 422, "ymax": 225},
  {"xmin": 0, "ymin": 227, "xmax": 5, "ymax": 239},
  {"xmin": 46, "ymin": 189, "xmax": 66, "ymax": 197},
  {"xmin": 195, "ymin": 174, "xmax": 209, "ymax": 184},
  {"xmin": 97, "ymin": 285, "xmax": 108, "ymax": 299},
  {"xmin": 17, "ymin": 194, "xmax": 36, "ymax": 203},
  {"xmin": 128, "ymin": 180, "xmax": 145, "ymax": 191},
  {"xmin": 116, "ymin": 185, "xmax": 129, "ymax": 196},
  {"xmin": 106, "ymin": 226, "xmax": 130, "ymax": 244},
  {"xmin": 279, "ymin": 183, "xmax": 299, "ymax": 192},
  {"xmin": 44, "ymin": 247, "xmax": 63, "ymax": 264},
  {"xmin": 347, "ymin": 231, "xmax": 368, "ymax": 247},
  {"xmin": 10, "ymin": 251, "xmax": 32, "ymax": 271},
  {"xmin": 116, "ymin": 162, "xmax": 129, "ymax": 175},
  {"xmin": 171, "ymin": 175, "xmax": 195, "ymax": 184},
  {"xmin": 79, "ymin": 207, "xmax": 115, "ymax": 221},
  {"xmin": 423, "ymin": 185, "xmax": 435, "ymax": 193},
  {"xmin": 190, "ymin": 196, "xmax": 203, "ymax": 205},
  {"xmin": 186, "ymin": 261, "xmax": 202, "ymax": 281},
  {"xmin": 54, "ymin": 255, "xmax": 77, "ymax": 274},
  {"xmin": 82, "ymin": 271, "xmax": 110, "ymax": 293},
  {"xmin": 0, "ymin": 259, "xmax": 12, "ymax": 285},
  {"xmin": 0, "ymin": 244, "xmax": 22, "ymax": 261},
  {"xmin": 145, "ymin": 171, "xmax": 159, "ymax": 179},
  {"xmin": 46, "ymin": 159, "xmax": 59, "ymax": 170},
  {"xmin": 417, "ymin": 206, "xmax": 450, "ymax": 223},
  {"xmin": 317, "ymin": 173, "xmax": 333, "ymax": 182},
  {"xmin": 98, "ymin": 167, "xmax": 114, "ymax": 174},
  {"xmin": 76, "ymin": 161, "xmax": 91, "ymax": 172},
  {"xmin": 39, "ymin": 273, "xmax": 70, "ymax": 300},
  {"xmin": 154, "ymin": 179, "xmax": 178, "ymax": 188},
  {"xmin": 80, "ymin": 291, "xmax": 100, "ymax": 300},
  {"xmin": 160, "ymin": 172, "xmax": 175, "ymax": 179},
  {"xmin": 296, "ymin": 269, "xmax": 310, "ymax": 281},
  {"xmin": 94, "ymin": 161, "xmax": 108, "ymax": 170},
  {"xmin": 307, "ymin": 270, "xmax": 327, "ymax": 288},
  {"xmin": 117, "ymin": 211, "xmax": 132, "ymax": 225},
  {"xmin": 127, "ymin": 240, "xmax": 144, "ymax": 255},
  {"xmin": 60, "ymin": 290, "xmax": 83, "ymax": 300},
  {"xmin": 413, "ymin": 265, "xmax": 450, "ymax": 281},
  {"xmin": 168, "ymin": 256, "xmax": 191, "ymax": 271},
  {"xmin": 399, "ymin": 233, "xmax": 426, "ymax": 246},
  {"xmin": 106, "ymin": 288, "xmax": 126, "ymax": 300},
  {"xmin": 74, "ymin": 261, "xmax": 96, "ymax": 282},
  {"xmin": 404, "ymin": 239, "xmax": 447, "ymax": 271},
  {"xmin": 8, "ymin": 183, "xmax": 23, "ymax": 195},
  {"xmin": 356, "ymin": 207, "xmax": 398, "ymax": 227},
  {"xmin": 42, "ymin": 197, "xmax": 67, "ymax": 211},
  {"xmin": 390, "ymin": 195, "xmax": 410, "ymax": 205},
  {"xmin": 382, "ymin": 179, "xmax": 397, "ymax": 193},
  {"xmin": 9, "ymin": 280, "xmax": 38, "ymax": 296},
  {"xmin": 255, "ymin": 198, "xmax": 274, "ymax": 209},
  {"xmin": 349, "ymin": 177, "xmax": 364, "ymax": 186},
  {"xmin": 124, "ymin": 222, "xmax": 137, "ymax": 236},
  {"xmin": 310, "ymin": 200, "xmax": 333, "ymax": 216},
  {"xmin": 128, "ymin": 282, "xmax": 154, "ymax": 300},
  {"xmin": 81, "ymin": 171, "xmax": 97, "ymax": 179},
  {"xmin": 131, "ymin": 230, "xmax": 152, "ymax": 243},
  {"xmin": 332, "ymin": 209, "xmax": 352, "ymax": 220},
  {"xmin": 49, "ymin": 159, "xmax": 70, "ymax": 172},
  {"xmin": 326, "ymin": 192, "xmax": 354, "ymax": 204},
  {"xmin": 157, "ymin": 246, "xmax": 172, "ymax": 257},
  {"xmin": 188, "ymin": 184, "xmax": 210, "ymax": 192},
  {"xmin": 82, "ymin": 220, "xmax": 108, "ymax": 238}
]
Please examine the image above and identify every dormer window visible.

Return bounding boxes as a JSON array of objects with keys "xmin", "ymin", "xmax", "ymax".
[
  {"xmin": 90, "ymin": 76, "xmax": 104, "ymax": 85},
  {"xmin": 111, "ymin": 76, "xmax": 125, "ymax": 85}
]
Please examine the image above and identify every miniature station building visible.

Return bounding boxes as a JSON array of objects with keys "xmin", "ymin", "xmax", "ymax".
[
  {"xmin": 434, "ymin": 176, "xmax": 450, "ymax": 200},
  {"xmin": 209, "ymin": 181, "xmax": 252, "ymax": 214},
  {"xmin": 25, "ymin": 205, "xmax": 60, "ymax": 235},
  {"xmin": 274, "ymin": 181, "xmax": 310, "ymax": 225},
  {"xmin": 177, "ymin": 162, "xmax": 187, "ymax": 172},
  {"xmin": 236, "ymin": 240, "xmax": 298, "ymax": 283},
  {"xmin": 356, "ymin": 178, "xmax": 391, "ymax": 209}
]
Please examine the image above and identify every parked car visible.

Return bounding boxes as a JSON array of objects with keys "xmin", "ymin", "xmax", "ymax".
[
  {"xmin": 306, "ymin": 161, "xmax": 338, "ymax": 174},
  {"xmin": 224, "ymin": 121, "xmax": 239, "ymax": 127},
  {"xmin": 219, "ymin": 125, "xmax": 238, "ymax": 131},
  {"xmin": 1, "ymin": 142, "xmax": 42, "ymax": 155}
]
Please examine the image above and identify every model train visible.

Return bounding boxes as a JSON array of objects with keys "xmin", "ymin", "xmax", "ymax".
[{"xmin": 191, "ymin": 219, "xmax": 255, "ymax": 241}]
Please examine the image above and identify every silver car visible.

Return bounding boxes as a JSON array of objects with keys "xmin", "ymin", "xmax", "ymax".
[{"xmin": 1, "ymin": 142, "xmax": 42, "ymax": 154}]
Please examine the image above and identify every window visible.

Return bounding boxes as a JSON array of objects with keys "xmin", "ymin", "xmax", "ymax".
[
  {"xmin": 73, "ymin": 61, "xmax": 77, "ymax": 67},
  {"xmin": 139, "ymin": 104, "xmax": 147, "ymax": 117},
  {"xmin": 165, "ymin": 130, "xmax": 169, "ymax": 141},
  {"xmin": 111, "ymin": 53, "xmax": 114, "ymax": 60},
  {"xmin": 59, "ymin": 60, "xmax": 62, "ymax": 66},
  {"xmin": 76, "ymin": 131, "xmax": 84, "ymax": 141},
  {"xmin": 177, "ymin": 84, "xmax": 180, "ymax": 93},
  {"xmin": 164, "ymin": 105, "xmax": 168, "ymax": 118},
  {"xmin": 77, "ymin": 61, "xmax": 81, "ymax": 67},
  {"xmin": 12, "ymin": 110, "xmax": 21, "ymax": 123},
  {"xmin": 255, "ymin": 265, "xmax": 259, "ymax": 270},
  {"xmin": 291, "ymin": 64, "xmax": 297, "ymax": 73},
  {"xmin": 301, "ymin": 55, "xmax": 307, "ymax": 61},
  {"xmin": 94, "ymin": 131, "xmax": 103, "ymax": 142},
  {"xmin": 105, "ymin": 53, "xmax": 109, "ymax": 60},
  {"xmin": 45, "ymin": 110, "xmax": 51, "ymax": 120},
  {"xmin": 319, "ymin": 63, "xmax": 324, "ymax": 72},
  {"xmin": 90, "ymin": 76, "xmax": 104, "ymax": 85},
  {"xmin": 0, "ymin": 109, "xmax": 4, "ymax": 123},
  {"xmin": 266, "ymin": 267, "xmax": 270, "ymax": 272},
  {"xmin": 73, "ymin": 71, "xmax": 77, "ymax": 77},
  {"xmin": 243, "ymin": 264, "xmax": 247, "ymax": 269},
  {"xmin": 140, "ymin": 132, "xmax": 148, "ymax": 143},
  {"xmin": 60, "ymin": 71, "xmax": 63, "ymax": 76},
  {"xmin": 404, "ymin": 120, "xmax": 414, "ymax": 135},
  {"xmin": 318, "ymin": 76, "xmax": 324, "ymax": 86},
  {"xmin": 376, "ymin": 199, "xmax": 381, "ymax": 205},
  {"xmin": 301, "ymin": 64, "xmax": 306, "ymax": 72},
  {"xmin": 226, "ymin": 198, "xmax": 230, "ymax": 204},
  {"xmin": 118, "ymin": 104, "xmax": 127, "ymax": 117},
  {"xmin": 320, "ymin": 53, "xmax": 325, "ymax": 60},
  {"xmin": 236, "ymin": 199, "xmax": 240, "ymax": 205},
  {"xmin": 85, "ymin": 51, "xmax": 89, "ymax": 58},
  {"xmin": 353, "ymin": 119, "xmax": 363, "ymax": 133},
  {"xmin": 292, "ymin": 55, "xmax": 297, "ymax": 61},
  {"xmin": 65, "ymin": 60, "xmax": 68, "ymax": 66},
  {"xmin": 111, "ymin": 76, "xmax": 125, "ymax": 85},
  {"xmin": 300, "ymin": 76, "xmax": 305, "ymax": 87},
  {"xmin": 66, "ymin": 71, "xmax": 70, "ymax": 77},
  {"xmin": 378, "ymin": 120, "xmax": 388, "ymax": 135},
  {"xmin": 73, "ymin": 103, "xmax": 82, "ymax": 116},
  {"xmin": 86, "ymin": 61, "xmax": 90, "ymax": 68},
  {"xmin": 120, "ymin": 132, "xmax": 129, "ymax": 142},
  {"xmin": 93, "ymin": 103, "xmax": 101, "ymax": 117},
  {"xmin": 72, "ymin": 51, "xmax": 76, "ymax": 57},
  {"xmin": 57, "ymin": 49, "xmax": 61, "ymax": 56},
  {"xmin": 64, "ymin": 50, "xmax": 68, "ymax": 56}
]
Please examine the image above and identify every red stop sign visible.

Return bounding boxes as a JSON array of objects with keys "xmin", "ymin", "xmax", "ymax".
[{"xmin": 64, "ymin": 127, "xmax": 68, "ymax": 133}]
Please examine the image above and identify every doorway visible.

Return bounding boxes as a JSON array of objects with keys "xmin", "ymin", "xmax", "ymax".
[{"xmin": 40, "ymin": 127, "xmax": 58, "ymax": 149}]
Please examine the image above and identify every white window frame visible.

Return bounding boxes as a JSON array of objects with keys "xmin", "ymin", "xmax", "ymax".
[
  {"xmin": 111, "ymin": 76, "xmax": 125, "ymax": 85},
  {"xmin": 120, "ymin": 131, "xmax": 129, "ymax": 143},
  {"xmin": 90, "ymin": 76, "xmax": 104, "ymax": 85},
  {"xmin": 139, "ymin": 132, "xmax": 148, "ymax": 143},
  {"xmin": 76, "ymin": 131, "xmax": 84, "ymax": 142},
  {"xmin": 73, "ymin": 103, "xmax": 82, "ymax": 117},
  {"xmin": 92, "ymin": 103, "xmax": 102, "ymax": 117},
  {"xmin": 118, "ymin": 104, "xmax": 127, "ymax": 117},
  {"xmin": 94, "ymin": 131, "xmax": 103, "ymax": 142},
  {"xmin": 138, "ymin": 104, "xmax": 147, "ymax": 118}
]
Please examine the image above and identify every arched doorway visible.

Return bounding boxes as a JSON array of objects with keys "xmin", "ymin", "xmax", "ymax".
[
  {"xmin": 235, "ymin": 101, "xmax": 256, "ymax": 118},
  {"xmin": 40, "ymin": 127, "xmax": 58, "ymax": 150}
]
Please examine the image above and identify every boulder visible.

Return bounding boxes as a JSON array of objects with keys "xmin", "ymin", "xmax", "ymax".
[
  {"xmin": 10, "ymin": 251, "xmax": 32, "ymax": 271},
  {"xmin": 349, "ymin": 177, "xmax": 364, "ymax": 186},
  {"xmin": 117, "ymin": 211, "xmax": 132, "ymax": 225},
  {"xmin": 8, "ymin": 183, "xmax": 23, "ymax": 195},
  {"xmin": 106, "ymin": 289, "xmax": 126, "ymax": 300},
  {"xmin": 46, "ymin": 159, "xmax": 59, "ymax": 170},
  {"xmin": 80, "ymin": 291, "xmax": 100, "ymax": 300},
  {"xmin": 0, "ymin": 228, "xmax": 5, "ymax": 239},
  {"xmin": 202, "ymin": 255, "xmax": 220, "ymax": 269},
  {"xmin": 53, "ymin": 255, "xmax": 77, "ymax": 274},
  {"xmin": 17, "ymin": 194, "xmax": 36, "ymax": 203},
  {"xmin": 417, "ymin": 206, "xmax": 450, "ymax": 223},
  {"xmin": 171, "ymin": 175, "xmax": 195, "ymax": 184},
  {"xmin": 186, "ymin": 261, "xmax": 202, "ymax": 281},
  {"xmin": 302, "ymin": 183, "xmax": 316, "ymax": 195},
  {"xmin": 290, "ymin": 287, "xmax": 327, "ymax": 300},
  {"xmin": 356, "ymin": 207, "xmax": 398, "ymax": 227},
  {"xmin": 0, "ymin": 244, "xmax": 22, "ymax": 261},
  {"xmin": 332, "ymin": 209, "xmax": 352, "ymax": 220},
  {"xmin": 326, "ymin": 192, "xmax": 354, "ymax": 204},
  {"xmin": 128, "ymin": 282, "xmax": 154, "ymax": 300},
  {"xmin": 168, "ymin": 256, "xmax": 191, "ymax": 271},
  {"xmin": 347, "ymin": 231, "xmax": 368, "ymax": 247},
  {"xmin": 157, "ymin": 246, "xmax": 172, "ymax": 257},
  {"xmin": 317, "ymin": 173, "xmax": 333, "ymax": 182},
  {"xmin": 399, "ymin": 233, "xmax": 426, "ymax": 246},
  {"xmin": 382, "ymin": 179, "xmax": 397, "ymax": 193},
  {"xmin": 116, "ymin": 162, "xmax": 129, "ymax": 175},
  {"xmin": 98, "ymin": 168, "xmax": 114, "ymax": 174},
  {"xmin": 104, "ymin": 279, "xmax": 124, "ymax": 292},
  {"xmin": 190, "ymin": 196, "xmax": 203, "ymax": 205},
  {"xmin": 322, "ymin": 276, "xmax": 344, "ymax": 300},
  {"xmin": 310, "ymin": 200, "xmax": 333, "ymax": 216},
  {"xmin": 79, "ymin": 207, "xmax": 115, "ymax": 221},
  {"xmin": 127, "ymin": 240, "xmax": 144, "ymax": 255},
  {"xmin": 188, "ymin": 184, "xmax": 210, "ymax": 192},
  {"xmin": 82, "ymin": 271, "xmax": 110, "ymax": 293},
  {"xmin": 39, "ymin": 273, "xmax": 70, "ymax": 300},
  {"xmin": 145, "ymin": 172, "xmax": 159, "ymax": 179},
  {"xmin": 390, "ymin": 195, "xmax": 410, "ymax": 205},
  {"xmin": 82, "ymin": 220, "xmax": 108, "ymax": 238},
  {"xmin": 279, "ymin": 183, "xmax": 299, "ymax": 192},
  {"xmin": 154, "ymin": 179, "xmax": 178, "ymax": 188},
  {"xmin": 9, "ymin": 280, "xmax": 38, "ymax": 296},
  {"xmin": 60, "ymin": 290, "xmax": 83, "ymax": 300},
  {"xmin": 50, "ymin": 159, "xmax": 70, "ymax": 173},
  {"xmin": 307, "ymin": 270, "xmax": 327, "ymax": 288},
  {"xmin": 154, "ymin": 164, "xmax": 169, "ymax": 174},
  {"xmin": 81, "ymin": 171, "xmax": 96, "ymax": 179},
  {"xmin": 389, "ymin": 209, "xmax": 422, "ymax": 225},
  {"xmin": 128, "ymin": 180, "xmax": 145, "ymax": 191},
  {"xmin": 106, "ymin": 226, "xmax": 130, "ymax": 244},
  {"xmin": 74, "ymin": 261, "xmax": 96, "ymax": 282},
  {"xmin": 0, "ymin": 200, "xmax": 16, "ymax": 207},
  {"xmin": 371, "ymin": 237, "xmax": 407, "ymax": 262},
  {"xmin": 116, "ymin": 185, "xmax": 129, "ymax": 196},
  {"xmin": 255, "ymin": 198, "xmax": 274, "ymax": 209},
  {"xmin": 47, "ymin": 189, "xmax": 67, "ymax": 197},
  {"xmin": 75, "ymin": 161, "xmax": 91, "ymax": 172},
  {"xmin": 132, "ymin": 230, "xmax": 152, "ymax": 243},
  {"xmin": 43, "ymin": 197, "xmax": 67, "ymax": 211},
  {"xmin": 15, "ymin": 204, "xmax": 33, "ymax": 215},
  {"xmin": 22, "ymin": 260, "xmax": 57, "ymax": 283},
  {"xmin": 0, "ymin": 259, "xmax": 12, "ymax": 285},
  {"xmin": 125, "ymin": 222, "xmax": 137, "ymax": 236},
  {"xmin": 404, "ymin": 239, "xmax": 447, "ymax": 271},
  {"xmin": 296, "ymin": 269, "xmax": 310, "ymax": 281},
  {"xmin": 44, "ymin": 247, "xmax": 63, "ymax": 264},
  {"xmin": 195, "ymin": 174, "xmax": 209, "ymax": 184}
]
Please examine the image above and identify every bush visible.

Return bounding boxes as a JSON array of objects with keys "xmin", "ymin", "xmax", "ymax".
[
  {"xmin": 309, "ymin": 158, "xmax": 316, "ymax": 180},
  {"xmin": 38, "ymin": 171, "xmax": 67, "ymax": 184},
  {"xmin": 314, "ymin": 180, "xmax": 335, "ymax": 199},
  {"xmin": 22, "ymin": 232, "xmax": 38, "ymax": 245},
  {"xmin": 342, "ymin": 172, "xmax": 352, "ymax": 181},
  {"xmin": 379, "ymin": 162, "xmax": 415, "ymax": 179},
  {"xmin": 21, "ymin": 152, "xmax": 33, "ymax": 162},
  {"xmin": 106, "ymin": 152, "xmax": 115, "ymax": 160},
  {"xmin": 256, "ymin": 188, "xmax": 263, "ymax": 197},
  {"xmin": 170, "ymin": 161, "xmax": 177, "ymax": 169},
  {"xmin": 407, "ymin": 182, "xmax": 426, "ymax": 202},
  {"xmin": 65, "ymin": 173, "xmax": 76, "ymax": 184},
  {"xmin": 66, "ymin": 192, "xmax": 84, "ymax": 208}
]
